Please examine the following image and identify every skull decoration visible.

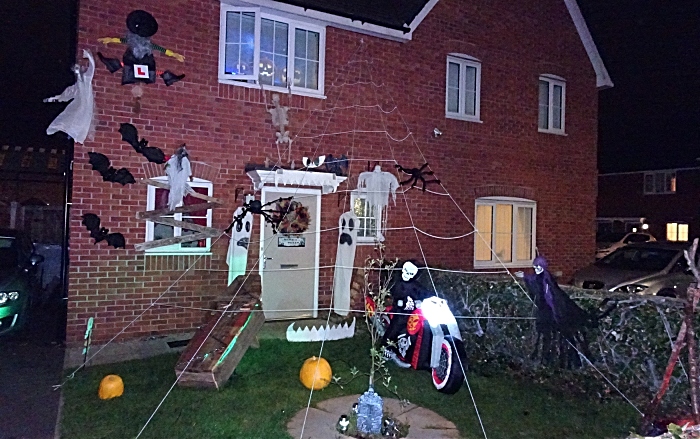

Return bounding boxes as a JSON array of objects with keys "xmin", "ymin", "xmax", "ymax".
[
  {"xmin": 532, "ymin": 256, "xmax": 548, "ymax": 275},
  {"xmin": 401, "ymin": 261, "xmax": 419, "ymax": 282},
  {"xmin": 534, "ymin": 264, "xmax": 544, "ymax": 275}
]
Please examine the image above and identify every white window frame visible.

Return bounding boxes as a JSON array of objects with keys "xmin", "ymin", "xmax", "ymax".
[
  {"xmin": 350, "ymin": 191, "xmax": 385, "ymax": 245},
  {"xmin": 473, "ymin": 197, "xmax": 537, "ymax": 268},
  {"xmin": 445, "ymin": 54, "xmax": 482, "ymax": 122},
  {"xmin": 667, "ymin": 223, "xmax": 689, "ymax": 242},
  {"xmin": 218, "ymin": 4, "xmax": 326, "ymax": 98},
  {"xmin": 644, "ymin": 171, "xmax": 676, "ymax": 195},
  {"xmin": 538, "ymin": 74, "xmax": 566, "ymax": 135},
  {"xmin": 145, "ymin": 177, "xmax": 214, "ymax": 255}
]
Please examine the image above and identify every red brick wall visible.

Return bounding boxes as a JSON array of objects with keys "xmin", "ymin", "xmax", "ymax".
[{"xmin": 68, "ymin": 0, "xmax": 599, "ymax": 345}]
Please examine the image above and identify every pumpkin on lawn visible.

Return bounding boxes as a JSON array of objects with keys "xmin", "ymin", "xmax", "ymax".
[
  {"xmin": 98, "ymin": 374, "xmax": 124, "ymax": 399},
  {"xmin": 299, "ymin": 356, "xmax": 332, "ymax": 390}
]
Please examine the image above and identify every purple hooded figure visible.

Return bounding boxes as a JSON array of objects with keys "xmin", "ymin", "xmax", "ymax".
[{"xmin": 522, "ymin": 256, "xmax": 593, "ymax": 368}]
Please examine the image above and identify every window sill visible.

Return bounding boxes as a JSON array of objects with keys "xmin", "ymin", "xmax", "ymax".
[
  {"xmin": 446, "ymin": 114, "xmax": 482, "ymax": 123},
  {"xmin": 356, "ymin": 238, "xmax": 380, "ymax": 246},
  {"xmin": 644, "ymin": 192, "xmax": 676, "ymax": 195},
  {"xmin": 538, "ymin": 128, "xmax": 567, "ymax": 136},
  {"xmin": 218, "ymin": 78, "xmax": 326, "ymax": 100},
  {"xmin": 473, "ymin": 262, "xmax": 533, "ymax": 269},
  {"xmin": 145, "ymin": 250, "xmax": 213, "ymax": 256}
]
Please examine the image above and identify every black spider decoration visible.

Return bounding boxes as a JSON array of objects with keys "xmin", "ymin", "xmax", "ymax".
[
  {"xmin": 224, "ymin": 196, "xmax": 294, "ymax": 235},
  {"xmin": 394, "ymin": 162, "xmax": 440, "ymax": 191}
]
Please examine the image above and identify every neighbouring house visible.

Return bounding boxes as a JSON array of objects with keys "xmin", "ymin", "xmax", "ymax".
[
  {"xmin": 66, "ymin": 0, "xmax": 611, "ymax": 362},
  {"xmin": 598, "ymin": 167, "xmax": 700, "ymax": 242}
]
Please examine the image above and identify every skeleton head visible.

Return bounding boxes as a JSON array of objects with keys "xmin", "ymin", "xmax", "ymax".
[
  {"xmin": 533, "ymin": 256, "xmax": 548, "ymax": 275},
  {"xmin": 401, "ymin": 261, "xmax": 418, "ymax": 282}
]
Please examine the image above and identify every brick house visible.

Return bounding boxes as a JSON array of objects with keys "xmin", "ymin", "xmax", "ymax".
[
  {"xmin": 598, "ymin": 167, "xmax": 700, "ymax": 242},
  {"xmin": 66, "ymin": 0, "xmax": 611, "ymax": 360}
]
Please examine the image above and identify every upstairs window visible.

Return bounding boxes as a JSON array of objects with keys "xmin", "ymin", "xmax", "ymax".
[
  {"xmin": 474, "ymin": 197, "xmax": 536, "ymax": 267},
  {"xmin": 145, "ymin": 177, "xmax": 213, "ymax": 254},
  {"xmin": 446, "ymin": 55, "xmax": 481, "ymax": 122},
  {"xmin": 644, "ymin": 171, "xmax": 676, "ymax": 194},
  {"xmin": 538, "ymin": 75, "xmax": 566, "ymax": 134},
  {"xmin": 219, "ymin": 5, "xmax": 325, "ymax": 96}
]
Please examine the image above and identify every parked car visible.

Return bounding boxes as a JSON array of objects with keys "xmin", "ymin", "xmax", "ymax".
[
  {"xmin": 573, "ymin": 241, "xmax": 695, "ymax": 297},
  {"xmin": 595, "ymin": 231, "xmax": 656, "ymax": 259},
  {"xmin": 0, "ymin": 229, "xmax": 44, "ymax": 336}
]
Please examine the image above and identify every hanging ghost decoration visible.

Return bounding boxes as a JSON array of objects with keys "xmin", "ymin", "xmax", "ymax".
[
  {"xmin": 97, "ymin": 10, "xmax": 185, "ymax": 86},
  {"xmin": 164, "ymin": 144, "xmax": 193, "ymax": 211},
  {"xmin": 226, "ymin": 205, "xmax": 253, "ymax": 285},
  {"xmin": 44, "ymin": 49, "xmax": 96, "ymax": 144},
  {"xmin": 333, "ymin": 211, "xmax": 358, "ymax": 316},
  {"xmin": 356, "ymin": 165, "xmax": 399, "ymax": 242}
]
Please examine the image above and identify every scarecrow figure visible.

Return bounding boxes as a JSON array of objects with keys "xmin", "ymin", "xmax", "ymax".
[
  {"xmin": 44, "ymin": 49, "xmax": 96, "ymax": 144},
  {"xmin": 165, "ymin": 145, "xmax": 193, "ymax": 211},
  {"xmin": 517, "ymin": 256, "xmax": 594, "ymax": 368},
  {"xmin": 97, "ymin": 10, "xmax": 185, "ymax": 86}
]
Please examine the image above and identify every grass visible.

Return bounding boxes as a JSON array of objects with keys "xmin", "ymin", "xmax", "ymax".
[{"xmin": 60, "ymin": 332, "xmax": 640, "ymax": 439}]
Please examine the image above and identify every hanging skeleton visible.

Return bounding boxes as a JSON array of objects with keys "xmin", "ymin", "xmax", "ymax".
[
  {"xmin": 267, "ymin": 92, "xmax": 293, "ymax": 163},
  {"xmin": 356, "ymin": 165, "xmax": 399, "ymax": 242},
  {"xmin": 44, "ymin": 49, "xmax": 96, "ymax": 144},
  {"xmin": 165, "ymin": 145, "xmax": 193, "ymax": 211}
]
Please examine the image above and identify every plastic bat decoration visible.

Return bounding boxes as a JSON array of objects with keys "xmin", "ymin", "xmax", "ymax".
[
  {"xmin": 81, "ymin": 213, "xmax": 126, "ymax": 249},
  {"xmin": 88, "ymin": 152, "xmax": 136, "ymax": 185},
  {"xmin": 118, "ymin": 123, "xmax": 166, "ymax": 164}
]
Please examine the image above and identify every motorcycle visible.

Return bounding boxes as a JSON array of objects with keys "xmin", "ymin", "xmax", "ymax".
[{"xmin": 367, "ymin": 293, "xmax": 467, "ymax": 394}]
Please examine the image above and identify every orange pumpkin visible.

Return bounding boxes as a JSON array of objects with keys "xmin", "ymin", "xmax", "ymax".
[
  {"xmin": 98, "ymin": 374, "xmax": 124, "ymax": 400},
  {"xmin": 299, "ymin": 356, "xmax": 332, "ymax": 390}
]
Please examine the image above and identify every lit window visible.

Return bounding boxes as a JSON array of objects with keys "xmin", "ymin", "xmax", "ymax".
[
  {"xmin": 474, "ymin": 197, "xmax": 536, "ymax": 267},
  {"xmin": 219, "ymin": 5, "xmax": 325, "ymax": 96},
  {"xmin": 667, "ymin": 223, "xmax": 689, "ymax": 242},
  {"xmin": 350, "ymin": 191, "xmax": 382, "ymax": 244},
  {"xmin": 538, "ymin": 75, "xmax": 566, "ymax": 134},
  {"xmin": 446, "ymin": 55, "xmax": 481, "ymax": 122},
  {"xmin": 145, "ymin": 177, "xmax": 213, "ymax": 254},
  {"xmin": 644, "ymin": 171, "xmax": 676, "ymax": 194}
]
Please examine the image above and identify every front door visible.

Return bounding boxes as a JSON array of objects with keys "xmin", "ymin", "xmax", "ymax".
[{"xmin": 259, "ymin": 187, "xmax": 320, "ymax": 320}]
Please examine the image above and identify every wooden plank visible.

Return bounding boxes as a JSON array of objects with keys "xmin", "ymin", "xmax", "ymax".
[
  {"xmin": 139, "ymin": 178, "xmax": 222, "ymax": 203},
  {"xmin": 137, "ymin": 202, "xmax": 220, "ymax": 220},
  {"xmin": 212, "ymin": 308, "xmax": 265, "ymax": 388},
  {"xmin": 134, "ymin": 229, "xmax": 220, "ymax": 251},
  {"xmin": 142, "ymin": 216, "xmax": 220, "ymax": 234}
]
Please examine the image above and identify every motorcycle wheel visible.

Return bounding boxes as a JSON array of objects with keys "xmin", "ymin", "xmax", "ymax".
[{"xmin": 431, "ymin": 336, "xmax": 465, "ymax": 394}]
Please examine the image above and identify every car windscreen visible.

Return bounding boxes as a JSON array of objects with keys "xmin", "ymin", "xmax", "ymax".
[
  {"xmin": 0, "ymin": 236, "xmax": 18, "ymax": 267},
  {"xmin": 594, "ymin": 247, "xmax": 679, "ymax": 272}
]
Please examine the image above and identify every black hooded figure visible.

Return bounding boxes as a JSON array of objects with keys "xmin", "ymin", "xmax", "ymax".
[
  {"xmin": 97, "ymin": 10, "xmax": 185, "ymax": 86},
  {"xmin": 381, "ymin": 260, "xmax": 434, "ymax": 368},
  {"xmin": 521, "ymin": 256, "xmax": 593, "ymax": 368}
]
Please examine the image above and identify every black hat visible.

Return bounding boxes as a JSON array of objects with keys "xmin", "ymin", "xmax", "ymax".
[{"xmin": 126, "ymin": 10, "xmax": 158, "ymax": 38}]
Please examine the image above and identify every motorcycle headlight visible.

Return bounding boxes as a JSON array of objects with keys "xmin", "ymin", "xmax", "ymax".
[
  {"xmin": 612, "ymin": 284, "xmax": 648, "ymax": 294},
  {"xmin": 420, "ymin": 297, "xmax": 458, "ymax": 326},
  {"xmin": 0, "ymin": 292, "xmax": 7, "ymax": 305}
]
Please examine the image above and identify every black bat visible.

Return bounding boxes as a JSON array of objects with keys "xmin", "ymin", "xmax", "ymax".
[
  {"xmin": 81, "ymin": 213, "xmax": 126, "ymax": 249},
  {"xmin": 118, "ymin": 123, "xmax": 166, "ymax": 164},
  {"xmin": 88, "ymin": 152, "xmax": 136, "ymax": 185}
]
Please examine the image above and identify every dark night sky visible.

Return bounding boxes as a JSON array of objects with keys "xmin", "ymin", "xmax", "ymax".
[{"xmin": 1, "ymin": 0, "xmax": 698, "ymax": 173}]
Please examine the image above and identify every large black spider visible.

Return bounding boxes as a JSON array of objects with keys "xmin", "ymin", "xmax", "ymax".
[
  {"xmin": 394, "ymin": 162, "xmax": 440, "ymax": 191},
  {"xmin": 224, "ymin": 196, "xmax": 293, "ymax": 234}
]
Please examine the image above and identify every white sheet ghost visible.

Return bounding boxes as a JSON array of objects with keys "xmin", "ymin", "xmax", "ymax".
[
  {"xmin": 165, "ymin": 147, "xmax": 193, "ymax": 211},
  {"xmin": 356, "ymin": 165, "xmax": 399, "ymax": 242},
  {"xmin": 44, "ymin": 49, "xmax": 96, "ymax": 144},
  {"xmin": 227, "ymin": 206, "xmax": 253, "ymax": 285},
  {"xmin": 333, "ymin": 210, "xmax": 359, "ymax": 316}
]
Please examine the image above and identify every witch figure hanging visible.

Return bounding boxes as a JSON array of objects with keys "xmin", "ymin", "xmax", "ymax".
[
  {"xmin": 97, "ymin": 10, "xmax": 185, "ymax": 86},
  {"xmin": 518, "ymin": 256, "xmax": 594, "ymax": 368}
]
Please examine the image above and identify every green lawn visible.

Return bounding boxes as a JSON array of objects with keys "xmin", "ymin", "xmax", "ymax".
[{"xmin": 60, "ymin": 333, "xmax": 639, "ymax": 439}]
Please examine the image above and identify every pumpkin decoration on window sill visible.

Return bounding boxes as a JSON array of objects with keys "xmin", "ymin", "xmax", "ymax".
[
  {"xmin": 299, "ymin": 356, "xmax": 332, "ymax": 390},
  {"xmin": 274, "ymin": 198, "xmax": 310, "ymax": 235},
  {"xmin": 98, "ymin": 374, "xmax": 124, "ymax": 400}
]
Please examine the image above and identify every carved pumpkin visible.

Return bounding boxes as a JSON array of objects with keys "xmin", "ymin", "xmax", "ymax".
[
  {"xmin": 299, "ymin": 356, "xmax": 332, "ymax": 390},
  {"xmin": 98, "ymin": 374, "xmax": 124, "ymax": 399}
]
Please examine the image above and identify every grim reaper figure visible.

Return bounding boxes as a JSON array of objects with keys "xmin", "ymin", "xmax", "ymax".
[{"xmin": 519, "ymin": 256, "xmax": 594, "ymax": 368}]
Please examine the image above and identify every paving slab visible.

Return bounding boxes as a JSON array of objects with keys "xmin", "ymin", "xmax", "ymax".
[{"xmin": 287, "ymin": 394, "xmax": 460, "ymax": 439}]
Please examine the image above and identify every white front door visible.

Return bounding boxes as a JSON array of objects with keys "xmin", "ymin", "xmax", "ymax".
[{"xmin": 259, "ymin": 187, "xmax": 320, "ymax": 320}]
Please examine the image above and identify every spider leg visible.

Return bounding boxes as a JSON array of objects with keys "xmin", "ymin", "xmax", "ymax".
[
  {"xmin": 399, "ymin": 176, "xmax": 415, "ymax": 186},
  {"xmin": 224, "ymin": 210, "xmax": 247, "ymax": 233},
  {"xmin": 418, "ymin": 162, "xmax": 429, "ymax": 172}
]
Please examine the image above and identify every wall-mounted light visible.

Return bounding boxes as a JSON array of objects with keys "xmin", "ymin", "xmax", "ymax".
[{"xmin": 433, "ymin": 128, "xmax": 442, "ymax": 138}]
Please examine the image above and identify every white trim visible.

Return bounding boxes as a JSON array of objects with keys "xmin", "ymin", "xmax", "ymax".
[
  {"xmin": 564, "ymin": 0, "xmax": 614, "ymax": 89},
  {"xmin": 219, "ymin": 5, "xmax": 261, "ymax": 81},
  {"xmin": 247, "ymin": 169, "xmax": 346, "ymax": 193},
  {"xmin": 600, "ymin": 166, "xmax": 700, "ymax": 177},
  {"xmin": 144, "ymin": 177, "xmax": 214, "ymax": 255},
  {"xmin": 225, "ymin": 0, "xmax": 434, "ymax": 42},
  {"xmin": 538, "ymin": 76, "xmax": 566, "ymax": 135},
  {"xmin": 445, "ymin": 55, "xmax": 482, "ymax": 122},
  {"xmin": 259, "ymin": 187, "xmax": 320, "ymax": 318},
  {"xmin": 473, "ymin": 196, "xmax": 537, "ymax": 269},
  {"xmin": 349, "ymin": 190, "xmax": 382, "ymax": 245}
]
